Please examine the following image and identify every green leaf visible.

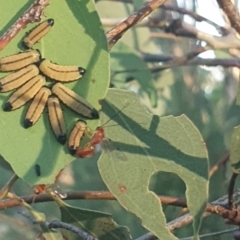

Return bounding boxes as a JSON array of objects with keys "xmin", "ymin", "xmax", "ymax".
[
  {"xmin": 230, "ymin": 126, "xmax": 240, "ymax": 172},
  {"xmin": 0, "ymin": 0, "xmax": 109, "ymax": 185},
  {"xmin": 60, "ymin": 204, "xmax": 132, "ymax": 240},
  {"xmin": 98, "ymin": 89, "xmax": 209, "ymax": 240},
  {"xmin": 111, "ymin": 42, "xmax": 157, "ymax": 107}
]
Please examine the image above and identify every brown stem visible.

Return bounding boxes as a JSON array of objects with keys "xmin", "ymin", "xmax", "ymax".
[
  {"xmin": 216, "ymin": 0, "xmax": 240, "ymax": 35},
  {"xmin": 0, "ymin": 191, "xmax": 187, "ymax": 210},
  {"xmin": 161, "ymin": 4, "xmax": 227, "ymax": 34},
  {"xmin": 106, "ymin": 0, "xmax": 167, "ymax": 50},
  {"xmin": 0, "ymin": 0, "xmax": 50, "ymax": 51},
  {"xmin": 209, "ymin": 153, "xmax": 230, "ymax": 178}
]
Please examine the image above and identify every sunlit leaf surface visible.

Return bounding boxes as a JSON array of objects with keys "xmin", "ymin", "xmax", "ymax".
[{"xmin": 0, "ymin": 0, "xmax": 109, "ymax": 185}]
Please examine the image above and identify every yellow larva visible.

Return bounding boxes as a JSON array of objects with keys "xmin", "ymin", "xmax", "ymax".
[
  {"xmin": 4, "ymin": 75, "xmax": 46, "ymax": 111},
  {"xmin": 0, "ymin": 50, "xmax": 41, "ymax": 72},
  {"xmin": 68, "ymin": 120, "xmax": 87, "ymax": 155},
  {"xmin": 0, "ymin": 65, "xmax": 39, "ymax": 92},
  {"xmin": 47, "ymin": 95, "xmax": 66, "ymax": 144},
  {"xmin": 52, "ymin": 83, "xmax": 99, "ymax": 119},
  {"xmin": 39, "ymin": 59, "xmax": 86, "ymax": 82},
  {"xmin": 24, "ymin": 87, "xmax": 52, "ymax": 128},
  {"xmin": 23, "ymin": 19, "xmax": 54, "ymax": 49}
]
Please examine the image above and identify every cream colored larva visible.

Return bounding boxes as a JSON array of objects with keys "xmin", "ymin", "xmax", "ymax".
[
  {"xmin": 0, "ymin": 65, "xmax": 39, "ymax": 92},
  {"xmin": 24, "ymin": 87, "xmax": 52, "ymax": 128},
  {"xmin": 0, "ymin": 50, "xmax": 41, "ymax": 72},
  {"xmin": 3, "ymin": 75, "xmax": 46, "ymax": 111},
  {"xmin": 47, "ymin": 95, "xmax": 66, "ymax": 145},
  {"xmin": 68, "ymin": 120, "xmax": 87, "ymax": 155},
  {"xmin": 39, "ymin": 59, "xmax": 86, "ymax": 82},
  {"xmin": 52, "ymin": 83, "xmax": 99, "ymax": 119},
  {"xmin": 23, "ymin": 19, "xmax": 54, "ymax": 49}
]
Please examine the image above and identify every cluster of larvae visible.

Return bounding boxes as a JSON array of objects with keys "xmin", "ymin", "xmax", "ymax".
[{"xmin": 0, "ymin": 19, "xmax": 99, "ymax": 149}]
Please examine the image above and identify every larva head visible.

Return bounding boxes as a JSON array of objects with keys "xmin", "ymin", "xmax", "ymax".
[
  {"xmin": 91, "ymin": 108, "xmax": 99, "ymax": 119},
  {"xmin": 47, "ymin": 18, "xmax": 54, "ymax": 26},
  {"xmin": 23, "ymin": 119, "xmax": 33, "ymax": 128},
  {"xmin": 3, "ymin": 102, "xmax": 12, "ymax": 111},
  {"xmin": 57, "ymin": 134, "xmax": 67, "ymax": 145},
  {"xmin": 78, "ymin": 67, "xmax": 86, "ymax": 76}
]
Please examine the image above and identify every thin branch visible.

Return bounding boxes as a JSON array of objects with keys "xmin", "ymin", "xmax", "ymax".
[
  {"xmin": 106, "ymin": 0, "xmax": 167, "ymax": 50},
  {"xmin": 101, "ymin": 17, "xmax": 166, "ymax": 28},
  {"xmin": 150, "ymin": 31, "xmax": 183, "ymax": 40},
  {"xmin": 165, "ymin": 19, "xmax": 240, "ymax": 50},
  {"xmin": 209, "ymin": 153, "xmax": 230, "ymax": 178},
  {"xmin": 112, "ymin": 56, "xmax": 240, "ymax": 76},
  {"xmin": 216, "ymin": 0, "xmax": 240, "ymax": 35},
  {"xmin": 0, "ymin": 174, "xmax": 18, "ymax": 199},
  {"xmin": 0, "ymin": 0, "xmax": 50, "ymax": 51},
  {"xmin": 3, "ymin": 189, "xmax": 240, "ymax": 226},
  {"xmin": 161, "ymin": 4, "xmax": 227, "ymax": 34},
  {"xmin": 0, "ymin": 191, "xmax": 187, "ymax": 210},
  {"xmin": 179, "ymin": 227, "xmax": 239, "ymax": 240},
  {"xmin": 151, "ymin": 57, "xmax": 240, "ymax": 72},
  {"xmin": 19, "ymin": 211, "xmax": 98, "ymax": 240},
  {"xmin": 47, "ymin": 220, "xmax": 98, "ymax": 240}
]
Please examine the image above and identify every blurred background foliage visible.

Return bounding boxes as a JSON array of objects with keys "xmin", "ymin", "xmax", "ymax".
[{"xmin": 1, "ymin": 0, "xmax": 240, "ymax": 239}]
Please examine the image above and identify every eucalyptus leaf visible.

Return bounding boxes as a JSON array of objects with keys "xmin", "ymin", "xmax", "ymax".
[
  {"xmin": 98, "ymin": 89, "xmax": 209, "ymax": 240},
  {"xmin": 60, "ymin": 204, "xmax": 132, "ymax": 240},
  {"xmin": 0, "ymin": 0, "xmax": 109, "ymax": 186}
]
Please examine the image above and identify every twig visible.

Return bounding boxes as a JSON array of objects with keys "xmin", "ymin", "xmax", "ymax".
[
  {"xmin": 165, "ymin": 19, "xmax": 240, "ymax": 50},
  {"xmin": 0, "ymin": 191, "xmax": 187, "ymax": 210},
  {"xmin": 113, "ymin": 56, "xmax": 240, "ymax": 75},
  {"xmin": 161, "ymin": 4, "xmax": 227, "ymax": 34},
  {"xmin": 209, "ymin": 153, "xmax": 230, "ymax": 178},
  {"xmin": 101, "ymin": 17, "xmax": 166, "ymax": 28},
  {"xmin": 112, "ymin": 56, "xmax": 240, "ymax": 75},
  {"xmin": 150, "ymin": 56, "xmax": 240, "ymax": 72},
  {"xmin": 179, "ymin": 227, "xmax": 239, "ymax": 240},
  {"xmin": 19, "ymin": 211, "xmax": 98, "ymax": 240},
  {"xmin": 216, "ymin": 0, "xmax": 240, "ymax": 35},
  {"xmin": 0, "ymin": 0, "xmax": 50, "ymax": 51},
  {"xmin": 47, "ymin": 220, "xmax": 98, "ymax": 240},
  {"xmin": 0, "ymin": 174, "xmax": 18, "ymax": 199},
  {"xmin": 106, "ymin": 0, "xmax": 167, "ymax": 50},
  {"xmin": 150, "ymin": 45, "xmax": 208, "ymax": 72}
]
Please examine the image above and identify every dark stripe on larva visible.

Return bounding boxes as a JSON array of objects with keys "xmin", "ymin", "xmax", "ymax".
[
  {"xmin": 3, "ymin": 55, "xmax": 35, "ymax": 65},
  {"xmin": 31, "ymin": 24, "xmax": 50, "ymax": 40},
  {"xmin": 11, "ymin": 79, "xmax": 41, "ymax": 105},
  {"xmin": 59, "ymin": 86, "xmax": 92, "ymax": 111},
  {"xmin": 48, "ymin": 66, "xmax": 79, "ymax": 74},
  {"xmin": 53, "ymin": 101, "xmax": 64, "ymax": 135},
  {"xmin": 2, "ymin": 69, "xmax": 33, "ymax": 86},
  {"xmin": 28, "ymin": 91, "xmax": 46, "ymax": 120}
]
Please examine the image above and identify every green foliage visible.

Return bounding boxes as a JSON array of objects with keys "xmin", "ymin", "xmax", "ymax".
[
  {"xmin": 1, "ymin": 0, "xmax": 238, "ymax": 240},
  {"xmin": 60, "ymin": 204, "xmax": 132, "ymax": 240},
  {"xmin": 98, "ymin": 89, "xmax": 209, "ymax": 240},
  {"xmin": 0, "ymin": 0, "xmax": 109, "ymax": 185}
]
